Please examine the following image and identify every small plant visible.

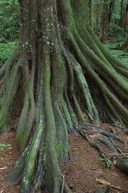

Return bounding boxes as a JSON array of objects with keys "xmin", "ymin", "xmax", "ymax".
[
  {"xmin": 98, "ymin": 157, "xmax": 112, "ymax": 168},
  {"xmin": 0, "ymin": 41, "xmax": 18, "ymax": 61},
  {"xmin": 0, "ymin": 144, "xmax": 11, "ymax": 151}
]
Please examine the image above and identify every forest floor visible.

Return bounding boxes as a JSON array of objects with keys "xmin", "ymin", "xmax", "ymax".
[{"xmin": 0, "ymin": 123, "xmax": 128, "ymax": 193}]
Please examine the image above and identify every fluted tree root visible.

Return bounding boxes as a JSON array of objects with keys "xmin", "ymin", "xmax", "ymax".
[{"xmin": 0, "ymin": 0, "xmax": 128, "ymax": 193}]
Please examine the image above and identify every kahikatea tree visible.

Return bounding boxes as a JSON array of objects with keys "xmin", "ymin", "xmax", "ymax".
[
  {"xmin": 1, "ymin": 0, "xmax": 128, "ymax": 192},
  {"xmin": 90, "ymin": 0, "xmax": 128, "ymax": 41}
]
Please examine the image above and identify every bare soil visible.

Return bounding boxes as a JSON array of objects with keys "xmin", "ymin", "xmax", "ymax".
[
  {"xmin": 0, "ymin": 125, "xmax": 128, "ymax": 193},
  {"xmin": 0, "ymin": 128, "xmax": 20, "ymax": 193}
]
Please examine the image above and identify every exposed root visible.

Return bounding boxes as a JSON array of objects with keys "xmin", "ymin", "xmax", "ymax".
[
  {"xmin": 79, "ymin": 122, "xmax": 128, "ymax": 163},
  {"xmin": 16, "ymin": 58, "xmax": 35, "ymax": 152},
  {"xmin": 0, "ymin": 61, "xmax": 21, "ymax": 133},
  {"xmin": 2, "ymin": 0, "xmax": 128, "ymax": 193},
  {"xmin": 68, "ymin": 50, "xmax": 100, "ymax": 123}
]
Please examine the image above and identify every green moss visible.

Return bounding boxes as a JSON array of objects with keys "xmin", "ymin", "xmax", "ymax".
[
  {"xmin": 55, "ymin": 140, "xmax": 68, "ymax": 160},
  {"xmin": 0, "ymin": 41, "xmax": 18, "ymax": 60},
  {"xmin": 124, "ymin": 159, "xmax": 128, "ymax": 165},
  {"xmin": 0, "ymin": 62, "xmax": 19, "ymax": 133}
]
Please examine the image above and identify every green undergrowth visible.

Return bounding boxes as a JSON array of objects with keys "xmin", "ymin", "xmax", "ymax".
[
  {"xmin": 105, "ymin": 42, "xmax": 128, "ymax": 65},
  {"xmin": 109, "ymin": 49, "xmax": 128, "ymax": 65},
  {"xmin": 98, "ymin": 157, "xmax": 112, "ymax": 168},
  {"xmin": 0, "ymin": 143, "xmax": 11, "ymax": 151},
  {"xmin": 0, "ymin": 41, "xmax": 18, "ymax": 61}
]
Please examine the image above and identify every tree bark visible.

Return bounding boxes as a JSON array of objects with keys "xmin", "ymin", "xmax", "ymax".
[{"xmin": 1, "ymin": 0, "xmax": 128, "ymax": 193}]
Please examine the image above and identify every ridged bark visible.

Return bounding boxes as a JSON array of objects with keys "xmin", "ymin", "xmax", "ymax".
[{"xmin": 1, "ymin": 0, "xmax": 128, "ymax": 193}]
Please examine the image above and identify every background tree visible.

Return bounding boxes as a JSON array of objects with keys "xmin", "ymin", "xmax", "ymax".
[
  {"xmin": 90, "ymin": 0, "xmax": 114, "ymax": 40},
  {"xmin": 0, "ymin": 0, "xmax": 128, "ymax": 193},
  {"xmin": 90, "ymin": 0, "xmax": 128, "ymax": 42},
  {"xmin": 108, "ymin": 0, "xmax": 128, "ymax": 50}
]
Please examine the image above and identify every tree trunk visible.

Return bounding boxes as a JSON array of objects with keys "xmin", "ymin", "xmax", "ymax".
[
  {"xmin": 1, "ymin": 0, "xmax": 128, "ymax": 193},
  {"xmin": 90, "ymin": 0, "xmax": 114, "ymax": 40}
]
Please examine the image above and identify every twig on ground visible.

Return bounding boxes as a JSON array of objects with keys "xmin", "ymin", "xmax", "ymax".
[{"xmin": 61, "ymin": 174, "xmax": 65, "ymax": 193}]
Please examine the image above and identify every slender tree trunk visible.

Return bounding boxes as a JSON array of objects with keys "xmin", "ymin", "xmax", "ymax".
[{"xmin": 0, "ymin": 0, "xmax": 128, "ymax": 193}]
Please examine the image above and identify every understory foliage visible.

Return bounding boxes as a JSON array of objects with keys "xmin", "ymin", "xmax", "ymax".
[
  {"xmin": 0, "ymin": 0, "xmax": 19, "ymax": 62},
  {"xmin": 0, "ymin": 0, "xmax": 19, "ymax": 42},
  {"xmin": 0, "ymin": 0, "xmax": 128, "ymax": 193}
]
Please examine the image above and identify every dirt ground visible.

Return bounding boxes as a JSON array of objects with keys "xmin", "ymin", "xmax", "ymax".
[
  {"xmin": 0, "ymin": 126, "xmax": 128, "ymax": 193},
  {"xmin": 0, "ymin": 128, "xmax": 20, "ymax": 193}
]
